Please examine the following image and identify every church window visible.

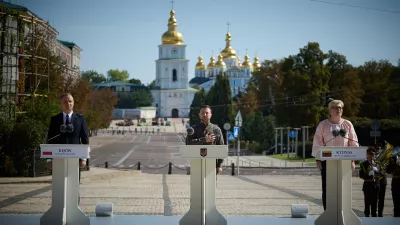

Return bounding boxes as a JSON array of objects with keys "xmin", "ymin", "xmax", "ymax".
[{"xmin": 172, "ymin": 69, "xmax": 177, "ymax": 82}]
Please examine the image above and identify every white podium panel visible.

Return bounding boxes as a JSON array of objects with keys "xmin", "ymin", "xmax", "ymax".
[
  {"xmin": 315, "ymin": 146, "xmax": 367, "ymax": 225},
  {"xmin": 40, "ymin": 144, "xmax": 91, "ymax": 159},
  {"xmin": 39, "ymin": 144, "xmax": 90, "ymax": 225},
  {"xmin": 179, "ymin": 145, "xmax": 228, "ymax": 225}
]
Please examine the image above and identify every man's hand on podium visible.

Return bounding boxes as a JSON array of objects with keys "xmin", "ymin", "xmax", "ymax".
[
  {"xmin": 205, "ymin": 134, "xmax": 215, "ymax": 143},
  {"xmin": 217, "ymin": 167, "xmax": 222, "ymax": 173}
]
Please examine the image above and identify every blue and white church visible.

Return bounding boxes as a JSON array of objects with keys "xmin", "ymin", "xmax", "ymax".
[{"xmin": 189, "ymin": 32, "xmax": 262, "ymax": 97}]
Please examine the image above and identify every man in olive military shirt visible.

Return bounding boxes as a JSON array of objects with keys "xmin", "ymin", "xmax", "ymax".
[{"xmin": 186, "ymin": 105, "xmax": 224, "ymax": 173}]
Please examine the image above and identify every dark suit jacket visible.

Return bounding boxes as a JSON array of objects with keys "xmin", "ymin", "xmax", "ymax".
[
  {"xmin": 47, "ymin": 112, "xmax": 89, "ymax": 160},
  {"xmin": 186, "ymin": 122, "xmax": 224, "ymax": 168}
]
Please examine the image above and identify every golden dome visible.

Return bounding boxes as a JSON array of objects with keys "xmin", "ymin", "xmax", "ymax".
[
  {"xmin": 161, "ymin": 10, "xmax": 184, "ymax": 45},
  {"xmin": 207, "ymin": 56, "xmax": 215, "ymax": 69},
  {"xmin": 237, "ymin": 56, "xmax": 242, "ymax": 67},
  {"xmin": 252, "ymin": 57, "xmax": 261, "ymax": 70},
  {"xmin": 195, "ymin": 56, "xmax": 206, "ymax": 70},
  {"xmin": 215, "ymin": 54, "xmax": 226, "ymax": 68},
  {"xmin": 220, "ymin": 32, "xmax": 237, "ymax": 59},
  {"xmin": 241, "ymin": 55, "xmax": 253, "ymax": 69}
]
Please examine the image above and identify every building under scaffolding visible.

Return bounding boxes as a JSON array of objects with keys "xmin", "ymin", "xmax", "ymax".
[{"xmin": 0, "ymin": 1, "xmax": 56, "ymax": 123}]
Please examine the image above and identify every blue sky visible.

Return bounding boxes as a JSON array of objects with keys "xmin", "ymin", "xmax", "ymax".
[{"xmin": 12, "ymin": 0, "xmax": 400, "ymax": 85}]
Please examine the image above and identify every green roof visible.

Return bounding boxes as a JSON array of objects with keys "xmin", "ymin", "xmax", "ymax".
[
  {"xmin": 57, "ymin": 40, "xmax": 81, "ymax": 50},
  {"xmin": 150, "ymin": 87, "xmax": 198, "ymax": 92},
  {"xmin": 92, "ymin": 81, "xmax": 145, "ymax": 88},
  {"xmin": 139, "ymin": 107, "xmax": 157, "ymax": 110}
]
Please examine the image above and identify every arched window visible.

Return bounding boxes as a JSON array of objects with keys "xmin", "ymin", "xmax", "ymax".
[{"xmin": 172, "ymin": 69, "xmax": 177, "ymax": 82}]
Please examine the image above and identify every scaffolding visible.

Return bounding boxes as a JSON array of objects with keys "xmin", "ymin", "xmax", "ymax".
[{"xmin": 0, "ymin": 4, "xmax": 52, "ymax": 123}]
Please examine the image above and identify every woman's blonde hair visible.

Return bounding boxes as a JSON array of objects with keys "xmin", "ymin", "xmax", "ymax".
[
  {"xmin": 328, "ymin": 99, "xmax": 344, "ymax": 110},
  {"xmin": 328, "ymin": 99, "xmax": 344, "ymax": 117}
]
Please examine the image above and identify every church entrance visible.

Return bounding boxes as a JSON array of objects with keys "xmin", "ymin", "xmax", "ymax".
[{"xmin": 171, "ymin": 108, "xmax": 179, "ymax": 118}]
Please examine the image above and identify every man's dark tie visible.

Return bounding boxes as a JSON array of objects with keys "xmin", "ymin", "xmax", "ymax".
[{"xmin": 66, "ymin": 114, "xmax": 70, "ymax": 125}]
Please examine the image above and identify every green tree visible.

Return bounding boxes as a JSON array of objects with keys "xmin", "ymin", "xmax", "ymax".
[
  {"xmin": 326, "ymin": 50, "xmax": 364, "ymax": 117},
  {"xmin": 388, "ymin": 61, "xmax": 400, "ymax": 117},
  {"xmin": 357, "ymin": 60, "xmax": 393, "ymax": 119},
  {"xmin": 107, "ymin": 69, "xmax": 129, "ymax": 82},
  {"xmin": 189, "ymin": 88, "xmax": 206, "ymax": 126},
  {"xmin": 206, "ymin": 73, "xmax": 234, "ymax": 138},
  {"xmin": 116, "ymin": 90, "xmax": 153, "ymax": 109},
  {"xmin": 128, "ymin": 78, "xmax": 142, "ymax": 85},
  {"xmin": 276, "ymin": 42, "xmax": 330, "ymax": 128},
  {"xmin": 81, "ymin": 70, "xmax": 106, "ymax": 84}
]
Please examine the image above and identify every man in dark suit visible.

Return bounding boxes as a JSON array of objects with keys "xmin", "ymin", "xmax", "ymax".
[
  {"xmin": 47, "ymin": 93, "xmax": 89, "ymax": 204},
  {"xmin": 186, "ymin": 105, "xmax": 224, "ymax": 174}
]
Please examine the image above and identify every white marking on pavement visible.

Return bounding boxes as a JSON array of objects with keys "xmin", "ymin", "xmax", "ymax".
[
  {"xmin": 146, "ymin": 136, "xmax": 151, "ymax": 144},
  {"xmin": 118, "ymin": 165, "xmax": 124, "ymax": 168},
  {"xmin": 113, "ymin": 146, "xmax": 138, "ymax": 167},
  {"xmin": 129, "ymin": 165, "xmax": 134, "ymax": 168},
  {"xmin": 130, "ymin": 136, "xmax": 137, "ymax": 142}
]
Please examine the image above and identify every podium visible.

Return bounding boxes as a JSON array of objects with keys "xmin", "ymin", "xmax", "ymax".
[
  {"xmin": 179, "ymin": 145, "xmax": 228, "ymax": 225},
  {"xmin": 314, "ymin": 146, "xmax": 368, "ymax": 225},
  {"xmin": 39, "ymin": 144, "xmax": 91, "ymax": 225}
]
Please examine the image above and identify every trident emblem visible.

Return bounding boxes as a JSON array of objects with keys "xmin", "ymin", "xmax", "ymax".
[{"xmin": 200, "ymin": 148, "xmax": 207, "ymax": 157}]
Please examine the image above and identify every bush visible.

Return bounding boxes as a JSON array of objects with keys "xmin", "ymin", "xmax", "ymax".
[{"xmin": 295, "ymin": 141, "xmax": 314, "ymax": 158}]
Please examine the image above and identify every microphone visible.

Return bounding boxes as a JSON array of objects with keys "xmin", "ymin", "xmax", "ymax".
[
  {"xmin": 187, "ymin": 127, "xmax": 194, "ymax": 136},
  {"xmin": 323, "ymin": 129, "xmax": 340, "ymax": 146},
  {"xmin": 339, "ymin": 128, "xmax": 360, "ymax": 145},
  {"xmin": 47, "ymin": 133, "xmax": 61, "ymax": 143}
]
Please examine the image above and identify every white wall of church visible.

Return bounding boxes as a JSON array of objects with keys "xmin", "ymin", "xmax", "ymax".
[{"xmin": 155, "ymin": 60, "xmax": 189, "ymax": 89}]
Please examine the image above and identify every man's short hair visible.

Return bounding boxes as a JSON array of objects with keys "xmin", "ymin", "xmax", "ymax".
[
  {"xmin": 60, "ymin": 93, "xmax": 73, "ymax": 100},
  {"xmin": 200, "ymin": 105, "xmax": 212, "ymax": 111},
  {"xmin": 366, "ymin": 147, "xmax": 375, "ymax": 155}
]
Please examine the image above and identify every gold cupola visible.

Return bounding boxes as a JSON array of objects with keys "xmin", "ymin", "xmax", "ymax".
[
  {"xmin": 220, "ymin": 32, "xmax": 237, "ymax": 59},
  {"xmin": 161, "ymin": 10, "xmax": 184, "ymax": 45},
  {"xmin": 237, "ymin": 56, "xmax": 242, "ymax": 67},
  {"xmin": 207, "ymin": 56, "xmax": 216, "ymax": 69},
  {"xmin": 215, "ymin": 54, "xmax": 226, "ymax": 68},
  {"xmin": 195, "ymin": 56, "xmax": 205, "ymax": 70},
  {"xmin": 241, "ymin": 55, "xmax": 253, "ymax": 69},
  {"xmin": 252, "ymin": 57, "xmax": 261, "ymax": 71}
]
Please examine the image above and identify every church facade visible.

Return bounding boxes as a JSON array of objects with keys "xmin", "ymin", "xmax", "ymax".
[
  {"xmin": 150, "ymin": 9, "xmax": 197, "ymax": 118},
  {"xmin": 189, "ymin": 33, "xmax": 261, "ymax": 97}
]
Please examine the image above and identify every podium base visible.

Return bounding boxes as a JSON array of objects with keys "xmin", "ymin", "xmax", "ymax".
[
  {"xmin": 314, "ymin": 209, "xmax": 361, "ymax": 225},
  {"xmin": 40, "ymin": 158, "xmax": 90, "ymax": 225},
  {"xmin": 179, "ymin": 207, "xmax": 226, "ymax": 225}
]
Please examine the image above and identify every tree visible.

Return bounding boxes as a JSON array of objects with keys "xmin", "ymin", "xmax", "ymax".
[
  {"xmin": 326, "ymin": 50, "xmax": 364, "ymax": 117},
  {"xmin": 248, "ymin": 59, "xmax": 284, "ymax": 116},
  {"xmin": 107, "ymin": 69, "xmax": 129, "ymax": 82},
  {"xmin": 206, "ymin": 73, "xmax": 234, "ymax": 137},
  {"xmin": 276, "ymin": 42, "xmax": 330, "ymax": 128},
  {"xmin": 81, "ymin": 70, "xmax": 106, "ymax": 84},
  {"xmin": 189, "ymin": 88, "xmax": 206, "ymax": 126},
  {"xmin": 237, "ymin": 89, "xmax": 259, "ymax": 117},
  {"xmin": 128, "ymin": 78, "xmax": 142, "ymax": 85},
  {"xmin": 115, "ymin": 90, "xmax": 153, "ymax": 109},
  {"xmin": 85, "ymin": 89, "xmax": 118, "ymax": 130},
  {"xmin": 357, "ymin": 60, "xmax": 393, "ymax": 119}
]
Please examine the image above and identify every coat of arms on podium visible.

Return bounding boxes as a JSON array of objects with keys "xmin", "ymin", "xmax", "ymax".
[{"xmin": 200, "ymin": 148, "xmax": 207, "ymax": 157}]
